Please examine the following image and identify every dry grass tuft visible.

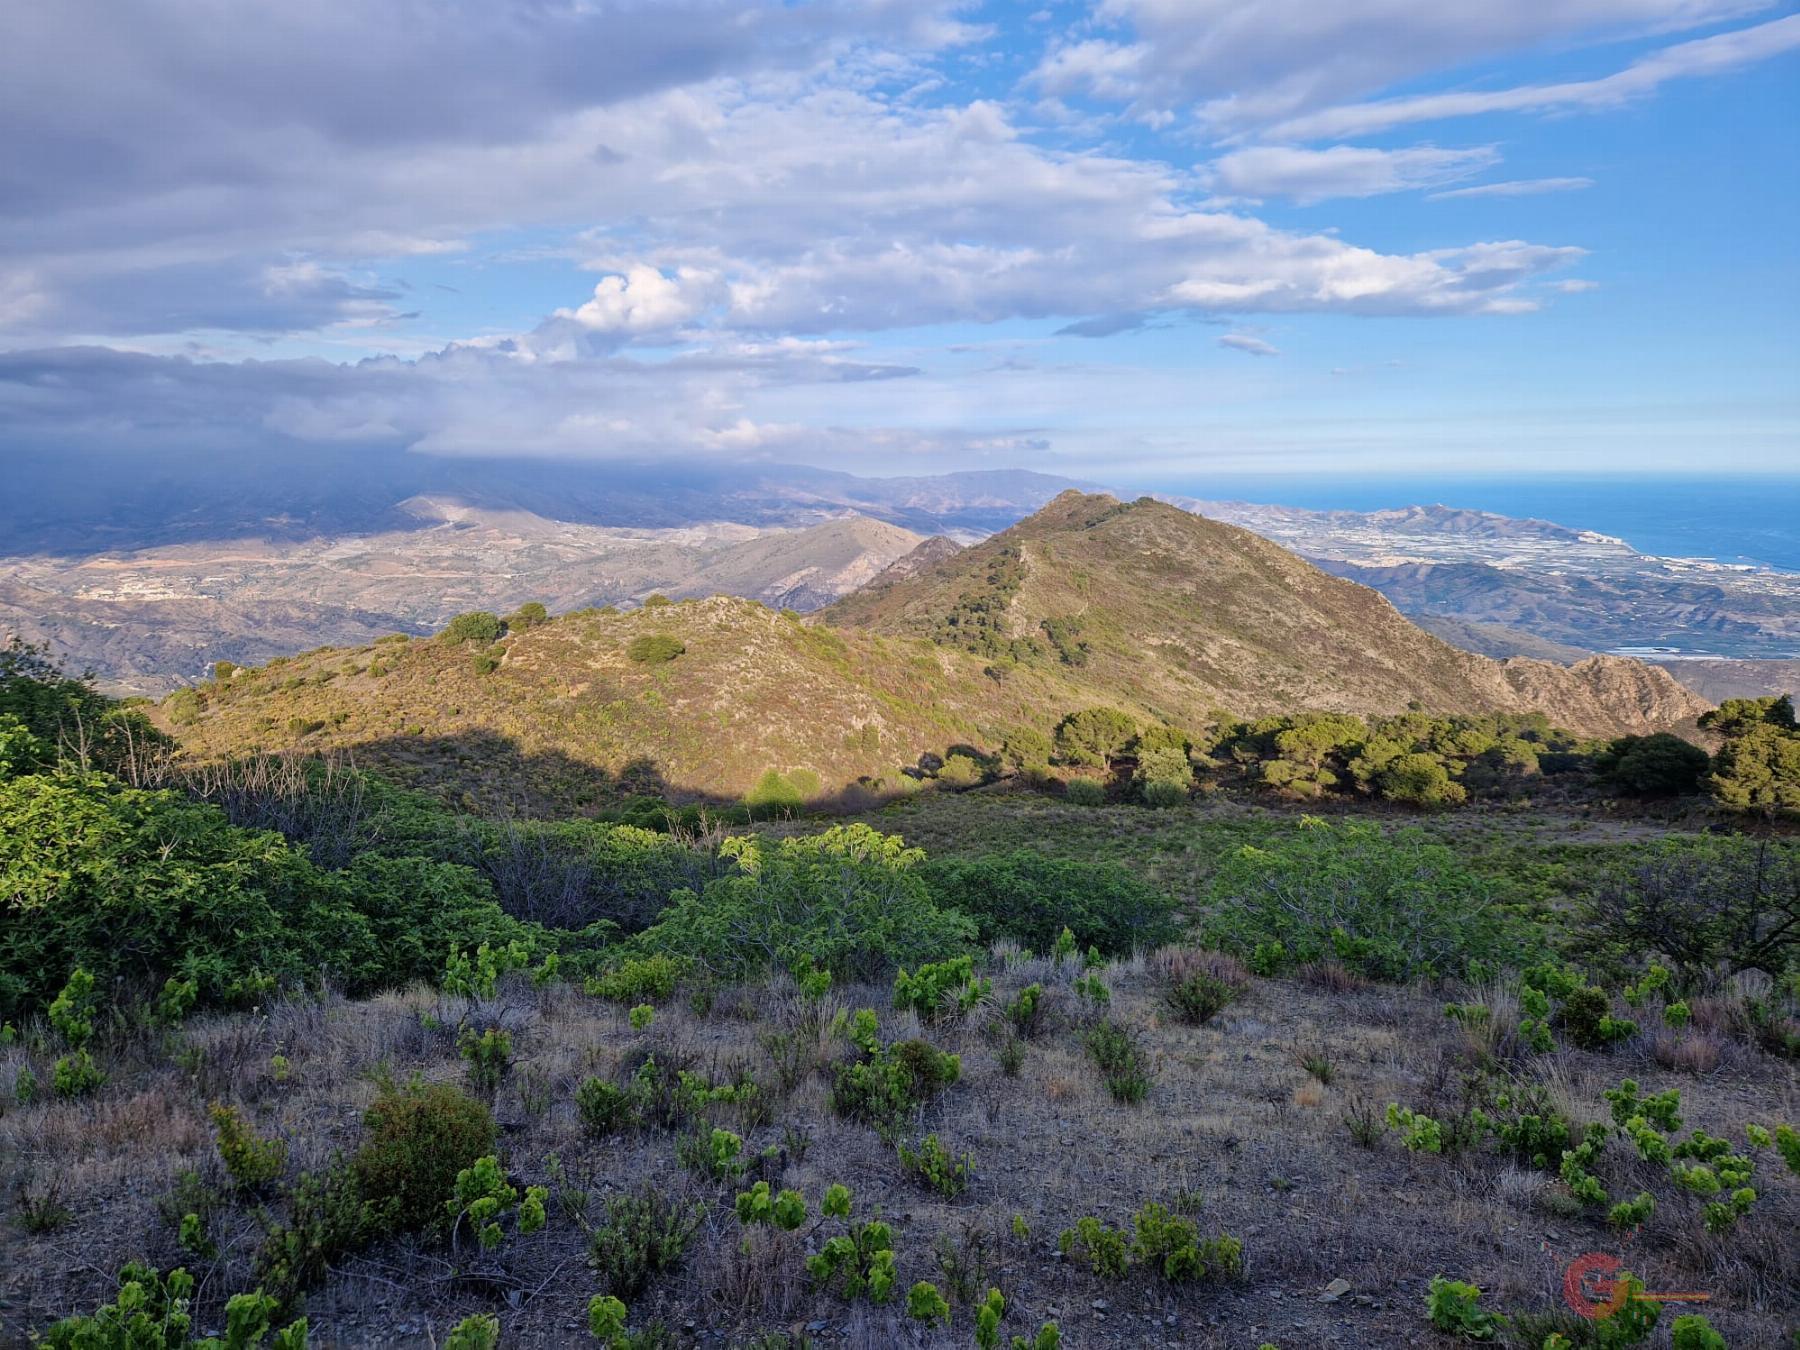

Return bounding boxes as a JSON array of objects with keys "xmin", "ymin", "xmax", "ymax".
[{"xmin": 1296, "ymin": 959, "xmax": 1369, "ymax": 994}]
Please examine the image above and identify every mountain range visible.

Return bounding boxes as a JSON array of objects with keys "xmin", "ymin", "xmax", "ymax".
[
  {"xmin": 4, "ymin": 461, "xmax": 1795, "ymax": 700},
  {"xmin": 159, "ymin": 492, "xmax": 1710, "ymax": 811}
]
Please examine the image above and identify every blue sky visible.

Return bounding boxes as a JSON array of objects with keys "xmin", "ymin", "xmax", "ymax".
[{"xmin": 1, "ymin": 0, "xmax": 1795, "ymax": 484}]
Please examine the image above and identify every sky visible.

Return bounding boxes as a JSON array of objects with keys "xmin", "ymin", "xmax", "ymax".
[{"xmin": 1, "ymin": 0, "xmax": 1796, "ymax": 487}]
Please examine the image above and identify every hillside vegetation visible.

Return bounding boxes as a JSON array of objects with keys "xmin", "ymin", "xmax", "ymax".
[
  {"xmin": 155, "ymin": 494, "xmax": 1709, "ymax": 810},
  {"xmin": 2, "ymin": 651, "xmax": 1797, "ymax": 1349}
]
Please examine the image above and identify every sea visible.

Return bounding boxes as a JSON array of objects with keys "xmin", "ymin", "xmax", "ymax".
[{"xmin": 1153, "ymin": 474, "xmax": 1800, "ymax": 573}]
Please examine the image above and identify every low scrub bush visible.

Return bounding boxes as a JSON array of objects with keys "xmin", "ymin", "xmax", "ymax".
[
  {"xmin": 897, "ymin": 1133, "xmax": 973, "ymax": 1197},
  {"xmin": 1163, "ymin": 970, "xmax": 1239, "ymax": 1025},
  {"xmin": 211, "ymin": 1103, "xmax": 288, "ymax": 1192},
  {"xmin": 352, "ymin": 1078, "xmax": 497, "ymax": 1235},
  {"xmin": 255, "ymin": 1162, "xmax": 380, "ymax": 1311},
  {"xmin": 1064, "ymin": 777, "xmax": 1107, "ymax": 807},
  {"xmin": 586, "ymin": 954, "xmax": 683, "ymax": 1003},
  {"xmin": 42, "ymin": 1264, "xmax": 307, "ymax": 1350},
  {"xmin": 830, "ymin": 1011, "xmax": 961, "ymax": 1139},
  {"xmin": 444, "ymin": 1154, "xmax": 547, "ymax": 1251},
  {"xmin": 893, "ymin": 955, "xmax": 989, "ymax": 1020},
  {"xmin": 1058, "ymin": 1203, "xmax": 1241, "ymax": 1284},
  {"xmin": 1084, "ymin": 1019, "xmax": 1152, "ymax": 1103},
  {"xmin": 627, "ymin": 634, "xmax": 686, "ymax": 665},
  {"xmin": 590, "ymin": 1187, "xmax": 707, "ymax": 1297},
  {"xmin": 1424, "ymin": 1275, "xmax": 1496, "ymax": 1339}
]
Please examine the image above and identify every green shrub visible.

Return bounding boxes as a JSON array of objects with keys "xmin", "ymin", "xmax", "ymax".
[
  {"xmin": 1130, "ymin": 1202, "xmax": 1241, "ymax": 1282},
  {"xmin": 676, "ymin": 1126, "xmax": 748, "ymax": 1181},
  {"xmin": 907, "ymin": 1280, "xmax": 951, "ymax": 1327},
  {"xmin": 1054, "ymin": 708, "xmax": 1137, "ymax": 766},
  {"xmin": 1669, "ymin": 1315, "xmax": 1727, "ymax": 1350},
  {"xmin": 446, "ymin": 1314, "xmax": 500, "ymax": 1350},
  {"xmin": 743, "ymin": 769, "xmax": 804, "ymax": 816},
  {"xmin": 1377, "ymin": 753, "xmax": 1467, "ymax": 807},
  {"xmin": 42, "ymin": 1264, "xmax": 307, "ymax": 1350},
  {"xmin": 830, "ymin": 1015, "xmax": 961, "ymax": 1139},
  {"xmin": 627, "ymin": 634, "xmax": 686, "ymax": 665},
  {"xmin": 734, "ymin": 1181, "xmax": 806, "ymax": 1230},
  {"xmin": 1424, "ymin": 1275, "xmax": 1497, "ymax": 1339},
  {"xmin": 442, "ymin": 611, "xmax": 504, "ymax": 644},
  {"xmin": 1135, "ymin": 746, "xmax": 1192, "ymax": 807},
  {"xmin": 893, "ymin": 955, "xmax": 989, "ymax": 1020},
  {"xmin": 0, "ymin": 768, "xmax": 534, "ymax": 1021},
  {"xmin": 635, "ymin": 825, "xmax": 975, "ymax": 983},
  {"xmin": 1064, "ymin": 777, "xmax": 1106, "ymax": 807},
  {"xmin": 1559, "ymin": 985, "xmax": 1637, "ymax": 1050},
  {"xmin": 444, "ymin": 1154, "xmax": 547, "ymax": 1250},
  {"xmin": 1164, "ymin": 971, "xmax": 1237, "ymax": 1025},
  {"xmin": 807, "ymin": 1217, "xmax": 897, "ymax": 1304},
  {"xmin": 255, "ymin": 1162, "xmax": 379, "ymax": 1311},
  {"xmin": 937, "ymin": 753, "xmax": 984, "ymax": 789},
  {"xmin": 590, "ymin": 1187, "xmax": 707, "ymax": 1297},
  {"xmin": 917, "ymin": 851, "xmax": 1178, "ymax": 957},
  {"xmin": 504, "ymin": 602, "xmax": 549, "ymax": 631},
  {"xmin": 352, "ymin": 1079, "xmax": 497, "ymax": 1235},
  {"xmin": 211, "ymin": 1103, "xmax": 288, "ymax": 1192},
  {"xmin": 1595, "ymin": 733, "xmax": 1710, "ymax": 796},
  {"xmin": 1573, "ymin": 836, "xmax": 1799, "ymax": 982},
  {"xmin": 1200, "ymin": 820, "xmax": 1526, "ymax": 982},
  {"xmin": 586, "ymin": 954, "xmax": 682, "ymax": 1003},
  {"xmin": 1058, "ymin": 1216, "xmax": 1129, "ymax": 1278},
  {"xmin": 1085, "ymin": 1019, "xmax": 1152, "ymax": 1104},
  {"xmin": 576, "ymin": 1077, "xmax": 637, "ymax": 1136},
  {"xmin": 897, "ymin": 1134, "xmax": 973, "ymax": 1197}
]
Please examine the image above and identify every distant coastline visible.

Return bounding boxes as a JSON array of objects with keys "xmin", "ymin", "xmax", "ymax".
[{"xmin": 1148, "ymin": 474, "xmax": 1800, "ymax": 573}]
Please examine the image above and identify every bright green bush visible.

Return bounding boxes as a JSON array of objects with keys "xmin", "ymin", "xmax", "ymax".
[
  {"xmin": 892, "ymin": 955, "xmax": 988, "ymax": 1020},
  {"xmin": 1200, "ymin": 820, "xmax": 1527, "ymax": 982},
  {"xmin": 897, "ymin": 1133, "xmax": 973, "ymax": 1197},
  {"xmin": 917, "ymin": 851, "xmax": 1178, "ymax": 957},
  {"xmin": 586, "ymin": 954, "xmax": 682, "ymax": 1003},
  {"xmin": 807, "ymin": 1217, "xmax": 896, "ymax": 1304},
  {"xmin": 907, "ymin": 1280, "xmax": 951, "ymax": 1327},
  {"xmin": 41, "ymin": 1264, "xmax": 306, "ymax": 1350},
  {"xmin": 1424, "ymin": 1275, "xmax": 1496, "ymax": 1338},
  {"xmin": 445, "ymin": 1314, "xmax": 500, "ymax": 1350},
  {"xmin": 634, "ymin": 825, "xmax": 975, "ymax": 982},
  {"xmin": 734, "ymin": 1181, "xmax": 806, "ymax": 1230},
  {"xmin": 444, "ymin": 1154, "xmax": 546, "ymax": 1250},
  {"xmin": 0, "ymin": 770, "xmax": 535, "ymax": 1020}
]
